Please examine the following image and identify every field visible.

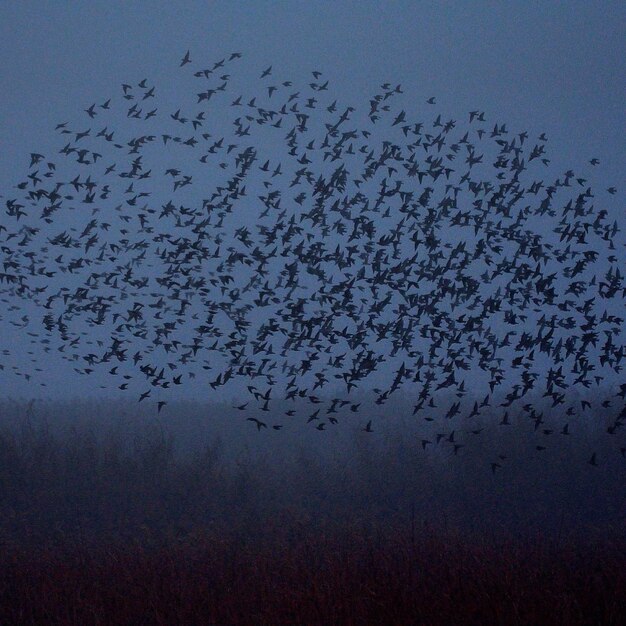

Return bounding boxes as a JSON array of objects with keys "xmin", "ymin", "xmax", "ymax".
[{"xmin": 0, "ymin": 398, "xmax": 624, "ymax": 625}]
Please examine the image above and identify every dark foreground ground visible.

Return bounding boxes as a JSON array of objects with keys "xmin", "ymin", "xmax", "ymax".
[
  {"xmin": 2, "ymin": 521, "xmax": 624, "ymax": 626},
  {"xmin": 0, "ymin": 399, "xmax": 624, "ymax": 625}
]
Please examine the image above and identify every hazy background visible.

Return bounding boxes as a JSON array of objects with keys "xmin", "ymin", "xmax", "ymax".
[
  {"xmin": 0, "ymin": 1, "xmax": 624, "ymax": 401},
  {"xmin": 0, "ymin": 9, "xmax": 624, "ymax": 623}
]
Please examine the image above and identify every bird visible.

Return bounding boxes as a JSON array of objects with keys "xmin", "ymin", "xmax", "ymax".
[
  {"xmin": 0, "ymin": 48, "xmax": 621, "ymax": 477},
  {"xmin": 246, "ymin": 417, "xmax": 267, "ymax": 431}
]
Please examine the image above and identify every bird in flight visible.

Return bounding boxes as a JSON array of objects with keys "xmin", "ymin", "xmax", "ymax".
[{"xmin": 0, "ymin": 48, "xmax": 623, "ymax": 475}]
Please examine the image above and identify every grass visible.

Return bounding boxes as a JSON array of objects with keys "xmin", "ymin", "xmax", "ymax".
[
  {"xmin": 1, "ymin": 520, "xmax": 623, "ymax": 625},
  {"xmin": 0, "ymin": 398, "xmax": 623, "ymax": 624}
]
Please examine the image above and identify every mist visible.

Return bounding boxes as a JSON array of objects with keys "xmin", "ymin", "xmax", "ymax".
[{"xmin": 0, "ymin": 3, "xmax": 624, "ymax": 624}]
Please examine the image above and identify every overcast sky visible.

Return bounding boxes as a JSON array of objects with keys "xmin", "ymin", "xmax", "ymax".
[
  {"xmin": 0, "ymin": 2, "xmax": 624, "ymax": 401},
  {"xmin": 1, "ymin": 2, "xmax": 623, "ymax": 182}
]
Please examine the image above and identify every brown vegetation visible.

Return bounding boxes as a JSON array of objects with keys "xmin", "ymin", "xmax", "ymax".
[{"xmin": 0, "ymin": 400, "xmax": 623, "ymax": 624}]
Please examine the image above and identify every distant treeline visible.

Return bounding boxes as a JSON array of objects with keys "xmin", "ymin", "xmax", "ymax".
[{"xmin": 0, "ymin": 394, "xmax": 623, "ymax": 548}]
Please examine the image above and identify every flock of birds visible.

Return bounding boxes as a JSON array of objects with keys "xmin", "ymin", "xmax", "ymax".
[{"xmin": 1, "ymin": 51, "xmax": 624, "ymax": 470}]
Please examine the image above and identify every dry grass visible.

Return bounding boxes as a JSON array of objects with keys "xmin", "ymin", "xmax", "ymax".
[
  {"xmin": 0, "ymin": 400, "xmax": 623, "ymax": 624},
  {"xmin": 1, "ymin": 520, "xmax": 623, "ymax": 625}
]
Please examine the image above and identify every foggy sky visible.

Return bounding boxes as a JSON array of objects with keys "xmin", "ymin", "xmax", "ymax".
[{"xmin": 0, "ymin": 1, "xmax": 624, "ymax": 401}]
